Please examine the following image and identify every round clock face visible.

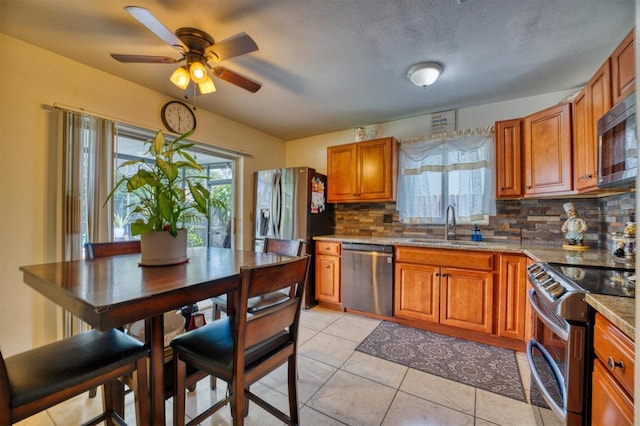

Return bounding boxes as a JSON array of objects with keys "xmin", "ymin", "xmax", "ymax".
[{"xmin": 161, "ymin": 101, "xmax": 196, "ymax": 134}]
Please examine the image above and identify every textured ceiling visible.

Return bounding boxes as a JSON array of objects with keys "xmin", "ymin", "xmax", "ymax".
[{"xmin": 0, "ymin": 0, "xmax": 635, "ymax": 140}]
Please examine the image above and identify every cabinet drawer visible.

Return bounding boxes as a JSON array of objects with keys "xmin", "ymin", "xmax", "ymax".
[
  {"xmin": 594, "ymin": 313, "xmax": 634, "ymax": 397},
  {"xmin": 592, "ymin": 358, "xmax": 634, "ymax": 425},
  {"xmin": 395, "ymin": 246, "xmax": 493, "ymax": 271},
  {"xmin": 316, "ymin": 241, "xmax": 341, "ymax": 256}
]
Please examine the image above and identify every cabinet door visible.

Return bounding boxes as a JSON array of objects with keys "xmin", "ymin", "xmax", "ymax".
[
  {"xmin": 495, "ymin": 119, "xmax": 522, "ymax": 198},
  {"xmin": 357, "ymin": 138, "xmax": 395, "ymax": 201},
  {"xmin": 326, "ymin": 143, "xmax": 357, "ymax": 202},
  {"xmin": 592, "ymin": 358, "xmax": 634, "ymax": 426},
  {"xmin": 497, "ymin": 254, "xmax": 527, "ymax": 341},
  {"xmin": 315, "ymin": 254, "xmax": 340, "ymax": 303},
  {"xmin": 572, "ymin": 89, "xmax": 591, "ymax": 191},
  {"xmin": 523, "ymin": 103, "xmax": 573, "ymax": 196},
  {"xmin": 439, "ymin": 268, "xmax": 493, "ymax": 334},
  {"xmin": 575, "ymin": 60, "xmax": 612, "ymax": 192},
  {"xmin": 611, "ymin": 29, "xmax": 636, "ymax": 105},
  {"xmin": 394, "ymin": 262, "xmax": 439, "ymax": 323}
]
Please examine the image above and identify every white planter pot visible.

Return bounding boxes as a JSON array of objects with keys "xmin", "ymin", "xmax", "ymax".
[{"xmin": 140, "ymin": 229, "xmax": 188, "ymax": 266}]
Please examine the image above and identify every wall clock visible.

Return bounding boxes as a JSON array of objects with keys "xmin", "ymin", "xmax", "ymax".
[{"xmin": 161, "ymin": 101, "xmax": 196, "ymax": 134}]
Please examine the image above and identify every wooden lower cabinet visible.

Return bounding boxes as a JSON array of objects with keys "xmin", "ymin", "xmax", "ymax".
[
  {"xmin": 592, "ymin": 358, "xmax": 634, "ymax": 426},
  {"xmin": 591, "ymin": 313, "xmax": 635, "ymax": 426},
  {"xmin": 394, "ymin": 263, "xmax": 439, "ymax": 323},
  {"xmin": 439, "ymin": 268, "xmax": 493, "ymax": 334},
  {"xmin": 394, "ymin": 247, "xmax": 495, "ymax": 336},
  {"xmin": 497, "ymin": 254, "xmax": 528, "ymax": 340},
  {"xmin": 315, "ymin": 242, "xmax": 341, "ymax": 306}
]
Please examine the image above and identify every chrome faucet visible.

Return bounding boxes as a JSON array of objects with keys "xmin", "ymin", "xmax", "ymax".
[{"xmin": 445, "ymin": 204, "xmax": 456, "ymax": 241}]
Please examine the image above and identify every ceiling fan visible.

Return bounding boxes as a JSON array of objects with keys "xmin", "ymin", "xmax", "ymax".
[{"xmin": 111, "ymin": 6, "xmax": 261, "ymax": 94}]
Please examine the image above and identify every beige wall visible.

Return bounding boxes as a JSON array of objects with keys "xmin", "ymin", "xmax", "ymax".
[
  {"xmin": 0, "ymin": 34, "xmax": 285, "ymax": 356},
  {"xmin": 285, "ymin": 89, "xmax": 576, "ymax": 174}
]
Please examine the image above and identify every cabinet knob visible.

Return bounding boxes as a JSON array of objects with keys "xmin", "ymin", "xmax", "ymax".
[
  {"xmin": 434, "ymin": 272, "xmax": 440, "ymax": 277},
  {"xmin": 607, "ymin": 356, "xmax": 624, "ymax": 371},
  {"xmin": 527, "ymin": 185, "xmax": 532, "ymax": 189},
  {"xmin": 500, "ymin": 187, "xmax": 506, "ymax": 190}
]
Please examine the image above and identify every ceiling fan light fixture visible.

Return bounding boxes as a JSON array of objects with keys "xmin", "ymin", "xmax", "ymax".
[
  {"xmin": 189, "ymin": 60, "xmax": 208, "ymax": 83},
  {"xmin": 407, "ymin": 62, "xmax": 443, "ymax": 87},
  {"xmin": 170, "ymin": 66, "xmax": 190, "ymax": 89},
  {"xmin": 198, "ymin": 76, "xmax": 217, "ymax": 94}
]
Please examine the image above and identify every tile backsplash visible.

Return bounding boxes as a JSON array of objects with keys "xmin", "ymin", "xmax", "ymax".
[{"xmin": 333, "ymin": 192, "xmax": 636, "ymax": 248}]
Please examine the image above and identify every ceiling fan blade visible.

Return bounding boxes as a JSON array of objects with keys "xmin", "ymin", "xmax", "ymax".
[
  {"xmin": 124, "ymin": 6, "xmax": 188, "ymax": 52},
  {"xmin": 111, "ymin": 54, "xmax": 182, "ymax": 63},
  {"xmin": 205, "ymin": 32, "xmax": 258, "ymax": 61},
  {"xmin": 210, "ymin": 66, "xmax": 262, "ymax": 93}
]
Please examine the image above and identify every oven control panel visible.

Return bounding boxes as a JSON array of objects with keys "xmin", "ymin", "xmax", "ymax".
[
  {"xmin": 527, "ymin": 264, "xmax": 568, "ymax": 299},
  {"xmin": 527, "ymin": 262, "xmax": 589, "ymax": 322}
]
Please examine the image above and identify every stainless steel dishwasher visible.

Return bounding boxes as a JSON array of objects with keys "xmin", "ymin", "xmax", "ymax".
[{"xmin": 341, "ymin": 243, "xmax": 393, "ymax": 317}]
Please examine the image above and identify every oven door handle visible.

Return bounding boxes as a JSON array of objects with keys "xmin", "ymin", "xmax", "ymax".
[
  {"xmin": 527, "ymin": 338, "xmax": 568, "ymax": 423},
  {"xmin": 527, "ymin": 288, "xmax": 569, "ymax": 340}
]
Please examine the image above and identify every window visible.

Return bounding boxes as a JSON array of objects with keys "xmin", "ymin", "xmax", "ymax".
[
  {"xmin": 114, "ymin": 125, "xmax": 234, "ymax": 248},
  {"xmin": 396, "ymin": 129, "xmax": 496, "ymax": 225}
]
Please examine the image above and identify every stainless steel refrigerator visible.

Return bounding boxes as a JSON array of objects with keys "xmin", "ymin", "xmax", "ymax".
[{"xmin": 254, "ymin": 167, "xmax": 335, "ymax": 308}]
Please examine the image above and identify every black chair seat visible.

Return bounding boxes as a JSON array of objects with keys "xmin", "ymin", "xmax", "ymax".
[
  {"xmin": 171, "ymin": 317, "xmax": 291, "ymax": 374},
  {"xmin": 5, "ymin": 329, "xmax": 147, "ymax": 408}
]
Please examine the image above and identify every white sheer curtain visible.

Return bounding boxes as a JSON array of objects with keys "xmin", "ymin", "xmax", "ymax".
[
  {"xmin": 62, "ymin": 110, "xmax": 114, "ymax": 336},
  {"xmin": 397, "ymin": 127, "xmax": 496, "ymax": 224}
]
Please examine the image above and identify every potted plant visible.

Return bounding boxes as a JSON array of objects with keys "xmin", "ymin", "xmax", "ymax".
[
  {"xmin": 106, "ymin": 129, "xmax": 225, "ymax": 265},
  {"xmin": 113, "ymin": 210, "xmax": 132, "ymax": 239}
]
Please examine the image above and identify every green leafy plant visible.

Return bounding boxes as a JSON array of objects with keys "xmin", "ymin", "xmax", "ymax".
[
  {"xmin": 114, "ymin": 210, "xmax": 133, "ymax": 229},
  {"xmin": 106, "ymin": 130, "xmax": 225, "ymax": 237}
]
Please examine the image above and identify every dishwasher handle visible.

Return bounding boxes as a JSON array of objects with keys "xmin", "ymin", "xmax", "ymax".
[{"xmin": 342, "ymin": 243, "xmax": 393, "ymax": 253}]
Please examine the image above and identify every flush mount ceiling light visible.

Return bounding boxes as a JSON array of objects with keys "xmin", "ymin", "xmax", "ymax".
[{"xmin": 407, "ymin": 62, "xmax": 443, "ymax": 88}]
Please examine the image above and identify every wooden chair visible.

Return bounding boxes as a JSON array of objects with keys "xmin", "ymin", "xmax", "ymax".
[
  {"xmin": 171, "ymin": 255, "xmax": 310, "ymax": 426},
  {"xmin": 211, "ymin": 238, "xmax": 305, "ymax": 320},
  {"xmin": 209, "ymin": 238, "xmax": 304, "ymax": 389},
  {"xmin": 0, "ymin": 329, "xmax": 149, "ymax": 425},
  {"xmin": 85, "ymin": 240, "xmax": 141, "ymax": 258}
]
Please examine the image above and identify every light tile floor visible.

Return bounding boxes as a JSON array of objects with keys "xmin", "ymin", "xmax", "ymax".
[{"xmin": 16, "ymin": 307, "xmax": 555, "ymax": 425}]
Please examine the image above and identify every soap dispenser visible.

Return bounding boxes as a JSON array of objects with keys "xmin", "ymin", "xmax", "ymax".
[{"xmin": 471, "ymin": 225, "xmax": 482, "ymax": 242}]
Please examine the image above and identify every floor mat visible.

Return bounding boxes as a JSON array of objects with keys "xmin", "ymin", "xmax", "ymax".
[{"xmin": 356, "ymin": 321, "xmax": 526, "ymax": 402}]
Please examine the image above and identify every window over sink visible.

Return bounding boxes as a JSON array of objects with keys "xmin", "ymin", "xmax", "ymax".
[{"xmin": 396, "ymin": 127, "xmax": 496, "ymax": 225}]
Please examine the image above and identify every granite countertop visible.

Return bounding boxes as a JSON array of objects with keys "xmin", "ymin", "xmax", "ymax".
[
  {"xmin": 315, "ymin": 234, "xmax": 636, "ymax": 339},
  {"xmin": 585, "ymin": 294, "xmax": 635, "ymax": 340},
  {"xmin": 314, "ymin": 234, "xmax": 633, "ymax": 267}
]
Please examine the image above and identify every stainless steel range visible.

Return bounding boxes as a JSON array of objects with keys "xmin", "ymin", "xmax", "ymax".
[{"xmin": 526, "ymin": 262, "xmax": 635, "ymax": 426}]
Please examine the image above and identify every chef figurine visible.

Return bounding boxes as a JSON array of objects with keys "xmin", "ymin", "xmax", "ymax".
[{"xmin": 561, "ymin": 202, "xmax": 588, "ymax": 250}]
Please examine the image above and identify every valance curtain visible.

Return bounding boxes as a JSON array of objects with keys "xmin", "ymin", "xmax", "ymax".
[{"xmin": 396, "ymin": 127, "xmax": 496, "ymax": 224}]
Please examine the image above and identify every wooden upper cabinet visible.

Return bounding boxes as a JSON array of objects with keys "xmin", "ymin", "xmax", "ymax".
[
  {"xmin": 611, "ymin": 29, "xmax": 636, "ymax": 105},
  {"xmin": 523, "ymin": 103, "xmax": 573, "ymax": 196},
  {"xmin": 327, "ymin": 137, "xmax": 397, "ymax": 202},
  {"xmin": 495, "ymin": 119, "xmax": 522, "ymax": 198},
  {"xmin": 573, "ymin": 60, "xmax": 612, "ymax": 192}
]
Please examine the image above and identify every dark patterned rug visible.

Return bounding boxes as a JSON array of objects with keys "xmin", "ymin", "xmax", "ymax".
[{"xmin": 356, "ymin": 321, "xmax": 526, "ymax": 402}]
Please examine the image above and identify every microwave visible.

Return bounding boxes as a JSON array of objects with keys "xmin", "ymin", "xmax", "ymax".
[{"xmin": 597, "ymin": 91, "xmax": 637, "ymax": 188}]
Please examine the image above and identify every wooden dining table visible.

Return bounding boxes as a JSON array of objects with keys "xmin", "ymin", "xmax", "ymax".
[{"xmin": 19, "ymin": 246, "xmax": 291, "ymax": 425}]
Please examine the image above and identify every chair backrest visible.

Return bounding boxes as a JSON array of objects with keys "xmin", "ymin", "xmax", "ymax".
[
  {"xmin": 263, "ymin": 238, "xmax": 305, "ymax": 257},
  {"xmin": 233, "ymin": 255, "xmax": 310, "ymax": 373},
  {"xmin": 85, "ymin": 240, "xmax": 141, "ymax": 259}
]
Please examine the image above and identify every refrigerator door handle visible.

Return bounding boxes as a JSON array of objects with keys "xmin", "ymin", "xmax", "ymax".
[{"xmin": 270, "ymin": 171, "xmax": 282, "ymax": 237}]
